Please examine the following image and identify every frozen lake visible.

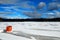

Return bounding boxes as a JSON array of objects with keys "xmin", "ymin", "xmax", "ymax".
[{"xmin": 0, "ymin": 22, "xmax": 60, "ymax": 40}]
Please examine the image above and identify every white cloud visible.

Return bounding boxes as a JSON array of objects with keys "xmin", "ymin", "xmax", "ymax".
[
  {"xmin": 23, "ymin": 11, "xmax": 41, "ymax": 18},
  {"xmin": 47, "ymin": 13, "xmax": 54, "ymax": 15},
  {"xmin": 48, "ymin": 2, "xmax": 58, "ymax": 10},
  {"xmin": 0, "ymin": 0, "xmax": 19, "ymax": 4},
  {"xmin": 54, "ymin": 10, "xmax": 60, "ymax": 17},
  {"xmin": 46, "ymin": 12, "xmax": 55, "ymax": 18},
  {"xmin": 1, "ymin": 1, "xmax": 35, "ymax": 11},
  {"xmin": 0, "ymin": 0, "xmax": 35, "ymax": 10},
  {"xmin": 0, "ymin": 1, "xmax": 39, "ymax": 19},
  {"xmin": 38, "ymin": 2, "xmax": 46, "ymax": 9},
  {"xmin": 0, "ymin": 12, "xmax": 15, "ymax": 14},
  {"xmin": 52, "ymin": 0, "xmax": 60, "ymax": 2},
  {"xmin": 57, "ymin": 4, "xmax": 60, "ymax": 8},
  {"xmin": 17, "ymin": 1, "xmax": 35, "ymax": 9}
]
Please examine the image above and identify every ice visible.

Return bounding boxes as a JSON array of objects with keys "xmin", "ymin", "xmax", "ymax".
[
  {"xmin": 0, "ymin": 33, "xmax": 36, "ymax": 40},
  {"xmin": 0, "ymin": 22, "xmax": 60, "ymax": 40}
]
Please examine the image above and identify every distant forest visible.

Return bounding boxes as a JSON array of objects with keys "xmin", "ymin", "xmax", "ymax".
[{"xmin": 0, "ymin": 18, "xmax": 60, "ymax": 21}]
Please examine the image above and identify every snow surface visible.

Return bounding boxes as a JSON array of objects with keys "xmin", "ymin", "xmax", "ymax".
[
  {"xmin": 0, "ymin": 33, "xmax": 36, "ymax": 40},
  {"xmin": 0, "ymin": 22, "xmax": 60, "ymax": 40}
]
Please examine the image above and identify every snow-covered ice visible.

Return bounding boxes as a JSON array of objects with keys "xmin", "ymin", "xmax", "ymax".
[
  {"xmin": 0, "ymin": 33, "xmax": 36, "ymax": 40},
  {"xmin": 0, "ymin": 22, "xmax": 60, "ymax": 40}
]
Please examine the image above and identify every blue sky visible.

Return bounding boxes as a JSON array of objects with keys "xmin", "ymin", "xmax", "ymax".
[
  {"xmin": 30, "ymin": 0, "xmax": 52, "ymax": 4},
  {"xmin": 0, "ymin": 0, "xmax": 60, "ymax": 19}
]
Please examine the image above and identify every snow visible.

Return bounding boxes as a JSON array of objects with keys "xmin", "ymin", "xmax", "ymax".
[
  {"xmin": 0, "ymin": 22, "xmax": 60, "ymax": 40},
  {"xmin": 0, "ymin": 33, "xmax": 36, "ymax": 40}
]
